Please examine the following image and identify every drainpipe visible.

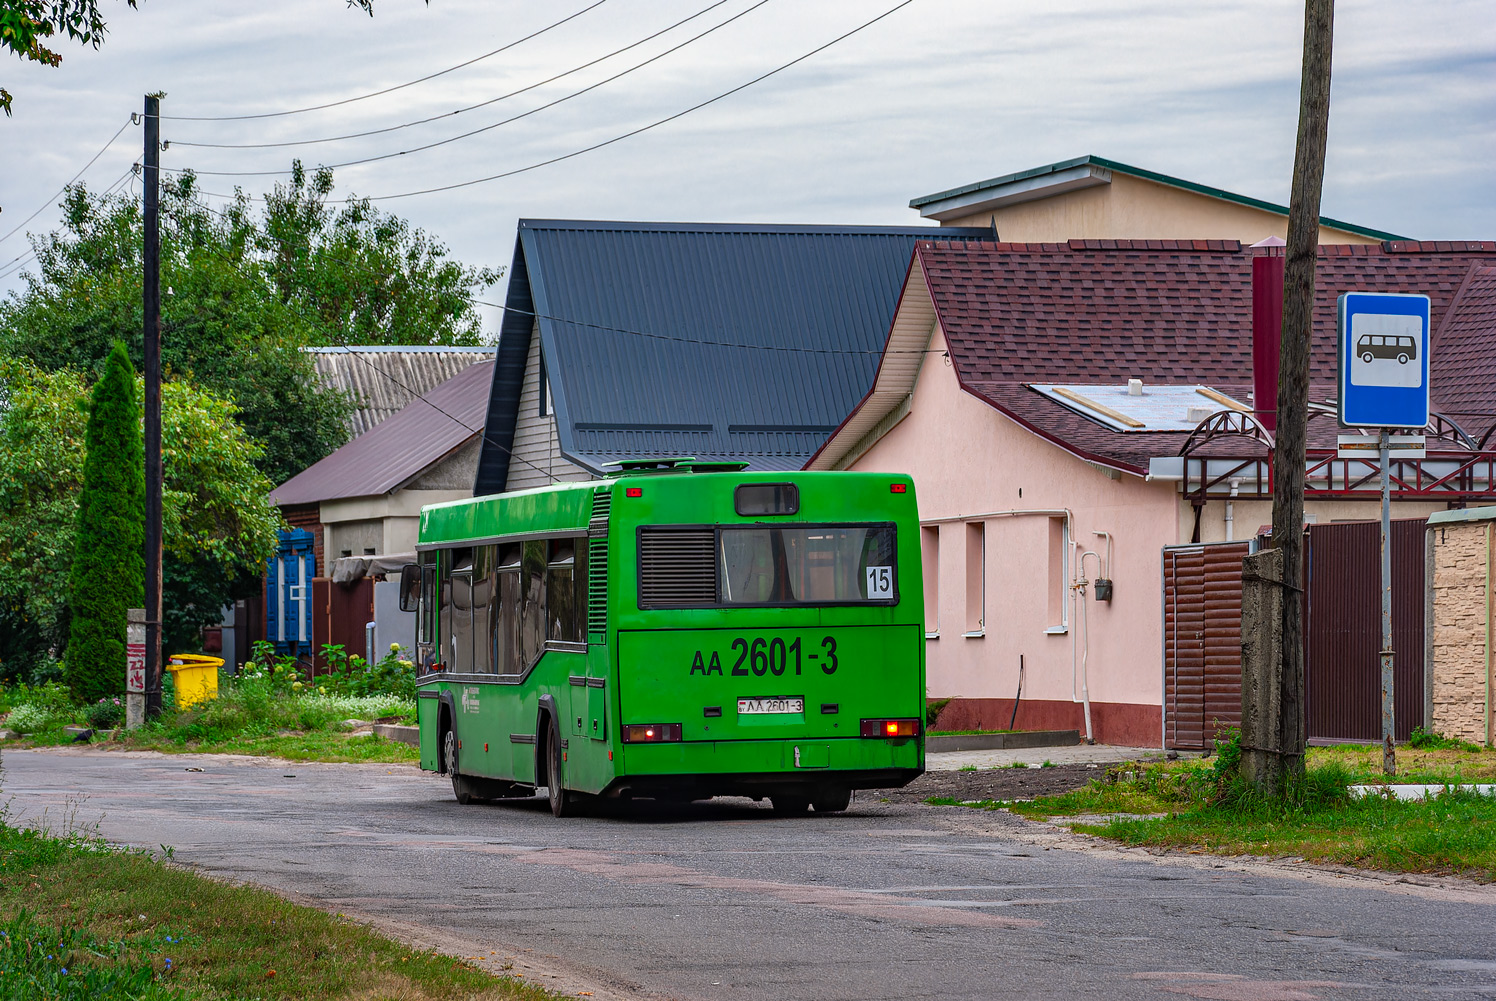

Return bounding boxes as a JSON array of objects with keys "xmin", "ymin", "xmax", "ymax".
[
  {"xmin": 1225, "ymin": 478, "xmax": 1241, "ymax": 542},
  {"xmin": 1074, "ymin": 551, "xmax": 1102, "ymax": 744}
]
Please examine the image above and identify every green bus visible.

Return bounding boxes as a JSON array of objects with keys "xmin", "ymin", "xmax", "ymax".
[{"xmin": 402, "ymin": 460, "xmax": 925, "ymax": 816}]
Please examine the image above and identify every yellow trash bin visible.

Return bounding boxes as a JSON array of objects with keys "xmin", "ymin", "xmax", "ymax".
[{"xmin": 166, "ymin": 654, "xmax": 223, "ymax": 709}]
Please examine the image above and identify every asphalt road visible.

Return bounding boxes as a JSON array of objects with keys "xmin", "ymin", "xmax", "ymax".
[{"xmin": 5, "ymin": 748, "xmax": 1496, "ymax": 1001}]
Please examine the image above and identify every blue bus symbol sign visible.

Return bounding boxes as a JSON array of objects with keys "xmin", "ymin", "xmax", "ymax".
[{"xmin": 1337, "ymin": 292, "xmax": 1430, "ymax": 429}]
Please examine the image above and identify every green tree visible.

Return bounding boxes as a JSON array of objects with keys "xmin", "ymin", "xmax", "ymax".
[
  {"xmin": 0, "ymin": 0, "xmax": 136, "ymax": 116},
  {"xmin": 0, "ymin": 355, "xmax": 281, "ymax": 681},
  {"xmin": 64, "ymin": 339, "xmax": 142, "ymax": 703},
  {"xmin": 0, "ymin": 170, "xmax": 500, "ymax": 484}
]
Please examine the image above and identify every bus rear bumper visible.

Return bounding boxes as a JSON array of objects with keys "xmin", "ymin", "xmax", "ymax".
[
  {"xmin": 602, "ymin": 767, "xmax": 923, "ymax": 801},
  {"xmin": 606, "ymin": 737, "xmax": 923, "ymax": 799}
]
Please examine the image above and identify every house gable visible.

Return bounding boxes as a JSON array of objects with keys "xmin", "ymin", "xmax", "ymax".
[{"xmin": 909, "ymin": 155, "xmax": 1400, "ymax": 245}]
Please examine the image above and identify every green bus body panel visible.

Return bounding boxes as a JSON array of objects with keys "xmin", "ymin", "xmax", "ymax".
[
  {"xmin": 416, "ymin": 470, "xmax": 925, "ymax": 798},
  {"xmin": 618, "ymin": 625, "xmax": 923, "ymax": 744}
]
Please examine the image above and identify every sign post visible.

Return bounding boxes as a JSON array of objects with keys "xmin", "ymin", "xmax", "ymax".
[{"xmin": 1337, "ymin": 291, "xmax": 1432, "ymax": 776}]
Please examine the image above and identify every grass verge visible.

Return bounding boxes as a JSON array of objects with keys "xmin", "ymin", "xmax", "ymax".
[
  {"xmin": 0, "ymin": 806, "xmax": 549, "ymax": 999},
  {"xmin": 932, "ymin": 744, "xmax": 1496, "ymax": 883}
]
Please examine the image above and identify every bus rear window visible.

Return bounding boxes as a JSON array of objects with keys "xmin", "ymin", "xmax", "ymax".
[{"xmin": 720, "ymin": 525, "xmax": 896, "ymax": 605}]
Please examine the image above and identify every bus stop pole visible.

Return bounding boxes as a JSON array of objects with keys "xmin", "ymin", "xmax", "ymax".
[{"xmin": 1379, "ymin": 428, "xmax": 1396, "ymax": 776}]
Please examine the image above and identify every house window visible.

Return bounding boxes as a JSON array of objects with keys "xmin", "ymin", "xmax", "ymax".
[
  {"xmin": 1047, "ymin": 517, "xmax": 1069, "ymax": 633},
  {"xmin": 965, "ymin": 522, "xmax": 984, "ymax": 637},
  {"xmin": 921, "ymin": 525, "xmax": 939, "ymax": 638}
]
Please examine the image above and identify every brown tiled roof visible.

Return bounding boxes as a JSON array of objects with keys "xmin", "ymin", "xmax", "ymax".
[
  {"xmin": 271, "ymin": 361, "xmax": 492, "ymax": 506},
  {"xmin": 1431, "ymin": 265, "xmax": 1496, "ymax": 422},
  {"xmin": 918, "ymin": 240, "xmax": 1496, "ymax": 471}
]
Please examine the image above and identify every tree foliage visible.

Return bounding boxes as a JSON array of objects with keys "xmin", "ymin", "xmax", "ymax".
[
  {"xmin": 0, "ymin": 168, "xmax": 500, "ymax": 484},
  {"xmin": 0, "ymin": 0, "xmax": 135, "ymax": 115},
  {"xmin": 0, "ymin": 354, "xmax": 281, "ymax": 683},
  {"xmin": 64, "ymin": 339, "xmax": 142, "ymax": 703}
]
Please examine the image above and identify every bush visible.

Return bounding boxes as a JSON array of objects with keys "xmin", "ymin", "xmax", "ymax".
[
  {"xmin": 2, "ymin": 681, "xmax": 76, "ymax": 734},
  {"xmin": 85, "ymin": 696, "xmax": 125, "ymax": 730},
  {"xmin": 320, "ymin": 643, "xmax": 415, "ymax": 700},
  {"xmin": 1409, "ymin": 725, "xmax": 1482, "ymax": 752}
]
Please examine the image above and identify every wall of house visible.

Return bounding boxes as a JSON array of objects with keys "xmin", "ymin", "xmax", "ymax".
[
  {"xmin": 942, "ymin": 173, "xmax": 1380, "ymax": 245},
  {"xmin": 505, "ymin": 322, "xmax": 594, "ymax": 492},
  {"xmin": 1430, "ymin": 519, "xmax": 1493, "ymax": 744},
  {"xmin": 409, "ymin": 437, "xmax": 481, "ymax": 491},
  {"xmin": 326, "ymin": 519, "xmax": 382, "ymax": 559},
  {"xmin": 847, "ymin": 324, "xmax": 1178, "ymax": 745},
  {"xmin": 319, "ymin": 489, "xmax": 471, "ymax": 559}
]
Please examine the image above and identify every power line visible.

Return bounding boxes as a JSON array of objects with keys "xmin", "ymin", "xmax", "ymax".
[
  {"xmin": 170, "ymin": 0, "xmax": 736, "ymax": 152},
  {"xmin": 158, "ymin": 0, "xmax": 612, "ymax": 123},
  {"xmin": 344, "ymin": 0, "xmax": 917, "ymax": 203},
  {"xmin": 170, "ymin": 0, "xmax": 918, "ymax": 203},
  {"xmin": 176, "ymin": 0, "xmax": 771, "ymax": 177},
  {"xmin": 0, "ymin": 166, "xmax": 148, "ymax": 283},
  {"xmin": 0, "ymin": 118, "xmax": 135, "ymax": 248}
]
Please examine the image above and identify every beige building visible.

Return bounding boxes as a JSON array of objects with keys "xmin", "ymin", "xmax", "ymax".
[
  {"xmin": 1428, "ymin": 507, "xmax": 1495, "ymax": 746},
  {"xmin": 909, "ymin": 155, "xmax": 1401, "ymax": 245}
]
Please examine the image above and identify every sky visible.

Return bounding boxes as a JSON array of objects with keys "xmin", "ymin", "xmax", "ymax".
[{"xmin": 1, "ymin": 0, "xmax": 1492, "ymax": 334}]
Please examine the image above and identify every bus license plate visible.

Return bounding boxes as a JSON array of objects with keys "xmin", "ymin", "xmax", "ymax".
[{"xmin": 737, "ymin": 697, "xmax": 804, "ymax": 715}]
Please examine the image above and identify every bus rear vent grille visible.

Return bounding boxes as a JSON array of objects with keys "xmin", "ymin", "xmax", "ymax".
[
  {"xmin": 588, "ymin": 537, "xmax": 608, "ymax": 636},
  {"xmin": 639, "ymin": 527, "xmax": 717, "ymax": 607},
  {"xmin": 588, "ymin": 489, "xmax": 612, "ymax": 538}
]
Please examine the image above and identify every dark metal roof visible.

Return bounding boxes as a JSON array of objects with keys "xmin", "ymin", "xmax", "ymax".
[
  {"xmin": 474, "ymin": 219, "xmax": 989, "ymax": 494},
  {"xmin": 272, "ymin": 361, "xmax": 492, "ymax": 506}
]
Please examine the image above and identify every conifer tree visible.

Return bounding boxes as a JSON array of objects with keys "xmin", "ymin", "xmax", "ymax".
[{"xmin": 65, "ymin": 341, "xmax": 144, "ymax": 703}]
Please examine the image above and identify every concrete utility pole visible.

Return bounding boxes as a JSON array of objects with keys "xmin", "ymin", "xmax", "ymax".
[
  {"xmin": 143, "ymin": 93, "xmax": 164, "ymax": 718},
  {"xmin": 1242, "ymin": 0, "xmax": 1334, "ymax": 794}
]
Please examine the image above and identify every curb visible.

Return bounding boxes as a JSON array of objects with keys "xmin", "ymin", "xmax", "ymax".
[
  {"xmin": 373, "ymin": 724, "xmax": 420, "ymax": 747},
  {"xmin": 926, "ymin": 729, "xmax": 1081, "ymax": 753}
]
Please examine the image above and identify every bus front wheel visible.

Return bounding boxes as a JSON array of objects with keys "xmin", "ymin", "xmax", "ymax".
[{"xmin": 444, "ymin": 729, "xmax": 473, "ymax": 806}]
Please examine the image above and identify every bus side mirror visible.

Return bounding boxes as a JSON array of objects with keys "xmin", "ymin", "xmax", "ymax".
[{"xmin": 398, "ymin": 564, "xmax": 421, "ymax": 612}]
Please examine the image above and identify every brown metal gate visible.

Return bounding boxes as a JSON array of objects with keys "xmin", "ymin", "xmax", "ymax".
[
  {"xmin": 1162, "ymin": 524, "xmax": 1428, "ymax": 749},
  {"xmin": 1304, "ymin": 520, "xmax": 1426, "ymax": 742},
  {"xmin": 1163, "ymin": 542, "xmax": 1251, "ymax": 750}
]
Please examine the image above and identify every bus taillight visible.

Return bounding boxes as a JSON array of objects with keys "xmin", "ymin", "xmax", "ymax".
[
  {"xmin": 622, "ymin": 723, "xmax": 682, "ymax": 743},
  {"xmin": 860, "ymin": 718, "xmax": 920, "ymax": 739},
  {"xmin": 890, "ymin": 483, "xmax": 907, "ymax": 493}
]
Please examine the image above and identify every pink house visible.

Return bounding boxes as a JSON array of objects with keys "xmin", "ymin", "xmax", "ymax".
[{"xmin": 808, "ymin": 239, "xmax": 1496, "ymax": 746}]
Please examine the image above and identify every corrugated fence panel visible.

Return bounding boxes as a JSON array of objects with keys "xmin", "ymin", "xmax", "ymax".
[
  {"xmin": 1305, "ymin": 520, "xmax": 1426, "ymax": 742},
  {"xmin": 1163, "ymin": 542, "xmax": 1250, "ymax": 750}
]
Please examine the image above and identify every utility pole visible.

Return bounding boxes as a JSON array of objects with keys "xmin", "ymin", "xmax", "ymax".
[
  {"xmin": 1243, "ymin": 0, "xmax": 1334, "ymax": 794},
  {"xmin": 143, "ymin": 93, "xmax": 163, "ymax": 718}
]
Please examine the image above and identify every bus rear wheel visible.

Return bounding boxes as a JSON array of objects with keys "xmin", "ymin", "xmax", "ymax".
[
  {"xmin": 812, "ymin": 787, "xmax": 851, "ymax": 813},
  {"xmin": 444, "ymin": 729, "xmax": 473, "ymax": 806},
  {"xmin": 545, "ymin": 717, "xmax": 578, "ymax": 818}
]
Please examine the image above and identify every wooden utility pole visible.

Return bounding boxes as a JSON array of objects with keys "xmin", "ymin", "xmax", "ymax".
[
  {"xmin": 1244, "ymin": 0, "xmax": 1334, "ymax": 793},
  {"xmin": 143, "ymin": 93, "xmax": 163, "ymax": 718}
]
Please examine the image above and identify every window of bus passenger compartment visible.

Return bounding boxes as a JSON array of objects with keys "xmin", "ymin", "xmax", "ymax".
[{"xmin": 719, "ymin": 524, "xmax": 897, "ymax": 606}]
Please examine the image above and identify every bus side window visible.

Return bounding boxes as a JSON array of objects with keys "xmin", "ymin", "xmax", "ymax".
[
  {"xmin": 418, "ymin": 555, "xmax": 438, "ymax": 674},
  {"xmin": 520, "ymin": 541, "xmax": 547, "ymax": 669},
  {"xmin": 471, "ymin": 545, "xmax": 495, "ymax": 673},
  {"xmin": 496, "ymin": 544, "xmax": 521, "ymax": 675},
  {"xmin": 449, "ymin": 547, "xmax": 474, "ymax": 674},
  {"xmin": 547, "ymin": 542, "xmax": 577, "ymax": 644}
]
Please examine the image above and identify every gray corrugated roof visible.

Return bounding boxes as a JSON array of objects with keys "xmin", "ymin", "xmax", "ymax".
[
  {"xmin": 474, "ymin": 220, "xmax": 989, "ymax": 493},
  {"xmin": 273, "ymin": 361, "xmax": 492, "ymax": 506},
  {"xmin": 309, "ymin": 346, "xmax": 496, "ymax": 437}
]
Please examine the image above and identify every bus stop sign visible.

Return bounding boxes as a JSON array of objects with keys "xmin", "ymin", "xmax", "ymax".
[{"xmin": 1337, "ymin": 291, "xmax": 1431, "ymax": 429}]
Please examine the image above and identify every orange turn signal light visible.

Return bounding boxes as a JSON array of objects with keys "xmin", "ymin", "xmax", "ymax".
[
  {"xmin": 860, "ymin": 718, "xmax": 920, "ymax": 739},
  {"xmin": 621, "ymin": 723, "xmax": 682, "ymax": 743}
]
